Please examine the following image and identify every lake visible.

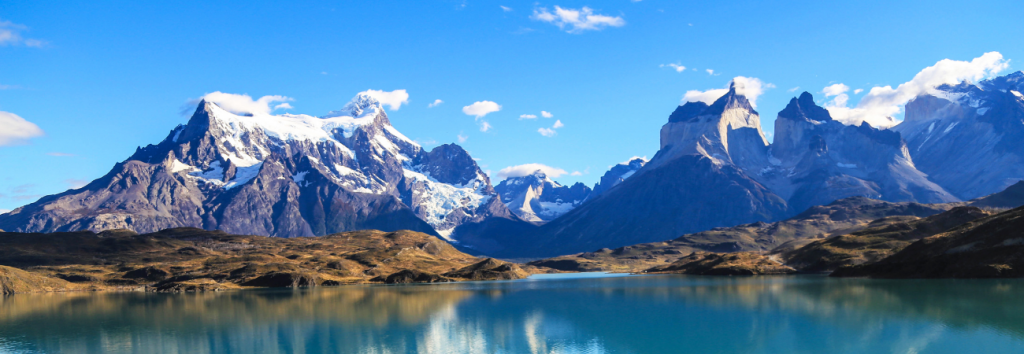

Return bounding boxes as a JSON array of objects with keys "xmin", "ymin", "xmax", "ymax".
[{"xmin": 1, "ymin": 273, "xmax": 1023, "ymax": 353}]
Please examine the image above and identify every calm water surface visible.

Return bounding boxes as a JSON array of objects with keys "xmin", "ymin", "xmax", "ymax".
[{"xmin": 1, "ymin": 273, "xmax": 1024, "ymax": 353}]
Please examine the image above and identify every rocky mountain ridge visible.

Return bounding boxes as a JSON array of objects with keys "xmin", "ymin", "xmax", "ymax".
[{"xmin": 0, "ymin": 94, "xmax": 520, "ymax": 239}]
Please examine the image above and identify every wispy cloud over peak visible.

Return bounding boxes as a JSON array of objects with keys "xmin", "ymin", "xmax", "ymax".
[
  {"xmin": 682, "ymin": 76, "xmax": 772, "ymax": 108},
  {"xmin": 358, "ymin": 89, "xmax": 409, "ymax": 110},
  {"xmin": 824, "ymin": 52, "xmax": 1009, "ymax": 127},
  {"xmin": 197, "ymin": 92, "xmax": 293, "ymax": 116},
  {"xmin": 497, "ymin": 163, "xmax": 568, "ymax": 179}
]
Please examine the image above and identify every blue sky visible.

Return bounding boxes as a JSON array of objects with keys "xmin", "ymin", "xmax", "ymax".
[{"xmin": 1, "ymin": 0, "xmax": 1023, "ymax": 211}]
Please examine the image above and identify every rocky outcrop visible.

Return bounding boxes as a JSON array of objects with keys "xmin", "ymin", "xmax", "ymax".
[
  {"xmin": 832, "ymin": 204, "xmax": 1024, "ymax": 278},
  {"xmin": 781, "ymin": 206, "xmax": 990, "ymax": 272},
  {"xmin": 380, "ymin": 270, "xmax": 451, "ymax": 284},
  {"xmin": 645, "ymin": 252, "xmax": 795, "ymax": 275},
  {"xmin": 443, "ymin": 258, "xmax": 529, "ymax": 280}
]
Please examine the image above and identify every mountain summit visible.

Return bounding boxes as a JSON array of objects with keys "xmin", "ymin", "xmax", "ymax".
[{"xmin": 0, "ymin": 94, "xmax": 519, "ymax": 238}]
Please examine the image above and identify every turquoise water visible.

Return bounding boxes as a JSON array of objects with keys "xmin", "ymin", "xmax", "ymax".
[{"xmin": 2, "ymin": 273, "xmax": 1024, "ymax": 353}]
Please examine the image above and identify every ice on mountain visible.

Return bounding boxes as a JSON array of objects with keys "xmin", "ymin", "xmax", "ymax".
[
  {"xmin": 944, "ymin": 122, "xmax": 959, "ymax": 134},
  {"xmin": 225, "ymin": 162, "xmax": 263, "ymax": 189}
]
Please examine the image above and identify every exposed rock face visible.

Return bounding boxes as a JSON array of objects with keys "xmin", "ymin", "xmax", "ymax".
[
  {"xmin": 832, "ymin": 204, "xmax": 1024, "ymax": 278},
  {"xmin": 483, "ymin": 89, "xmax": 960, "ymax": 258},
  {"xmin": 493, "ymin": 85, "xmax": 789, "ymax": 258},
  {"xmin": 442, "ymin": 258, "xmax": 529, "ymax": 280},
  {"xmin": 494, "ymin": 170, "xmax": 591, "ymax": 222},
  {"xmin": 381, "ymin": 270, "xmax": 451, "ymax": 284},
  {"xmin": 762, "ymin": 92, "xmax": 958, "ymax": 213},
  {"xmin": 893, "ymin": 71, "xmax": 1024, "ymax": 200},
  {"xmin": 0, "ymin": 95, "xmax": 519, "ymax": 241},
  {"xmin": 654, "ymin": 83, "xmax": 769, "ymax": 171},
  {"xmin": 590, "ymin": 157, "xmax": 647, "ymax": 196},
  {"xmin": 645, "ymin": 252, "xmax": 795, "ymax": 275}
]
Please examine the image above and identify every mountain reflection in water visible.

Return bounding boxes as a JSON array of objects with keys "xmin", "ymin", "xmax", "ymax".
[{"xmin": 1, "ymin": 274, "xmax": 1023, "ymax": 353}]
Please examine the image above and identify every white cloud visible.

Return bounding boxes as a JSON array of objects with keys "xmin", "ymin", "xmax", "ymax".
[
  {"xmin": 822, "ymin": 83, "xmax": 850, "ymax": 111},
  {"xmin": 541, "ymin": 111, "xmax": 553, "ymax": 118},
  {"xmin": 462, "ymin": 101, "xmax": 501, "ymax": 118},
  {"xmin": 0, "ymin": 111, "xmax": 44, "ymax": 146},
  {"xmin": 825, "ymin": 52, "xmax": 1009, "ymax": 128},
  {"xmin": 823, "ymin": 83, "xmax": 850, "ymax": 97},
  {"xmin": 0, "ymin": 20, "xmax": 47, "ymax": 47},
  {"xmin": 854, "ymin": 89, "xmax": 863, "ymax": 94},
  {"xmin": 479, "ymin": 121, "xmax": 492, "ymax": 132},
  {"xmin": 661, "ymin": 63, "xmax": 686, "ymax": 73},
  {"xmin": 682, "ymin": 76, "xmax": 771, "ymax": 108},
  {"xmin": 571, "ymin": 171, "xmax": 583, "ymax": 176},
  {"xmin": 457, "ymin": 132, "xmax": 468, "ymax": 143},
  {"xmin": 788, "ymin": 86, "xmax": 800, "ymax": 92},
  {"xmin": 200, "ymin": 92, "xmax": 293, "ymax": 115},
  {"xmin": 538, "ymin": 119, "xmax": 564, "ymax": 137},
  {"xmin": 46, "ymin": 152, "xmax": 74, "ymax": 157},
  {"xmin": 531, "ymin": 6, "xmax": 625, "ymax": 33},
  {"xmin": 428, "ymin": 99, "xmax": 443, "ymax": 108},
  {"xmin": 0, "ymin": 209, "xmax": 9, "ymax": 214},
  {"xmin": 520, "ymin": 114, "xmax": 538, "ymax": 119},
  {"xmin": 500, "ymin": 5, "xmax": 512, "ymax": 12},
  {"xmin": 497, "ymin": 163, "xmax": 569, "ymax": 179},
  {"xmin": 358, "ymin": 89, "xmax": 409, "ymax": 110},
  {"xmin": 0, "ymin": 83, "xmax": 19, "ymax": 90},
  {"xmin": 706, "ymin": 69, "xmax": 715, "ymax": 75},
  {"xmin": 273, "ymin": 103, "xmax": 293, "ymax": 110}
]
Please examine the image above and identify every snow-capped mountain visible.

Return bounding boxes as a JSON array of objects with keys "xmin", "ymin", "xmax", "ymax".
[
  {"xmin": 495, "ymin": 83, "xmax": 790, "ymax": 257},
  {"xmin": 493, "ymin": 170, "xmax": 591, "ymax": 222},
  {"xmin": 0, "ymin": 94, "xmax": 518, "ymax": 238},
  {"xmin": 482, "ymin": 83, "xmax": 963, "ymax": 258},
  {"xmin": 761, "ymin": 92, "xmax": 958, "ymax": 212},
  {"xmin": 893, "ymin": 71, "xmax": 1024, "ymax": 199}
]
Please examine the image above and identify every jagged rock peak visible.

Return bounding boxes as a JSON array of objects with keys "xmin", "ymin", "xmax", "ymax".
[
  {"xmin": 669, "ymin": 84, "xmax": 758, "ymax": 124},
  {"xmin": 668, "ymin": 101, "xmax": 711, "ymax": 123},
  {"xmin": 778, "ymin": 92, "xmax": 832, "ymax": 122},
  {"xmin": 706, "ymin": 82, "xmax": 756, "ymax": 116},
  {"xmin": 325, "ymin": 93, "xmax": 385, "ymax": 119}
]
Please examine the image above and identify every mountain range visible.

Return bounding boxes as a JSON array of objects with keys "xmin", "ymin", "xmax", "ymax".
[
  {"xmin": 0, "ymin": 95, "xmax": 519, "ymax": 239},
  {"xmin": 3, "ymin": 71, "xmax": 1024, "ymax": 259}
]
